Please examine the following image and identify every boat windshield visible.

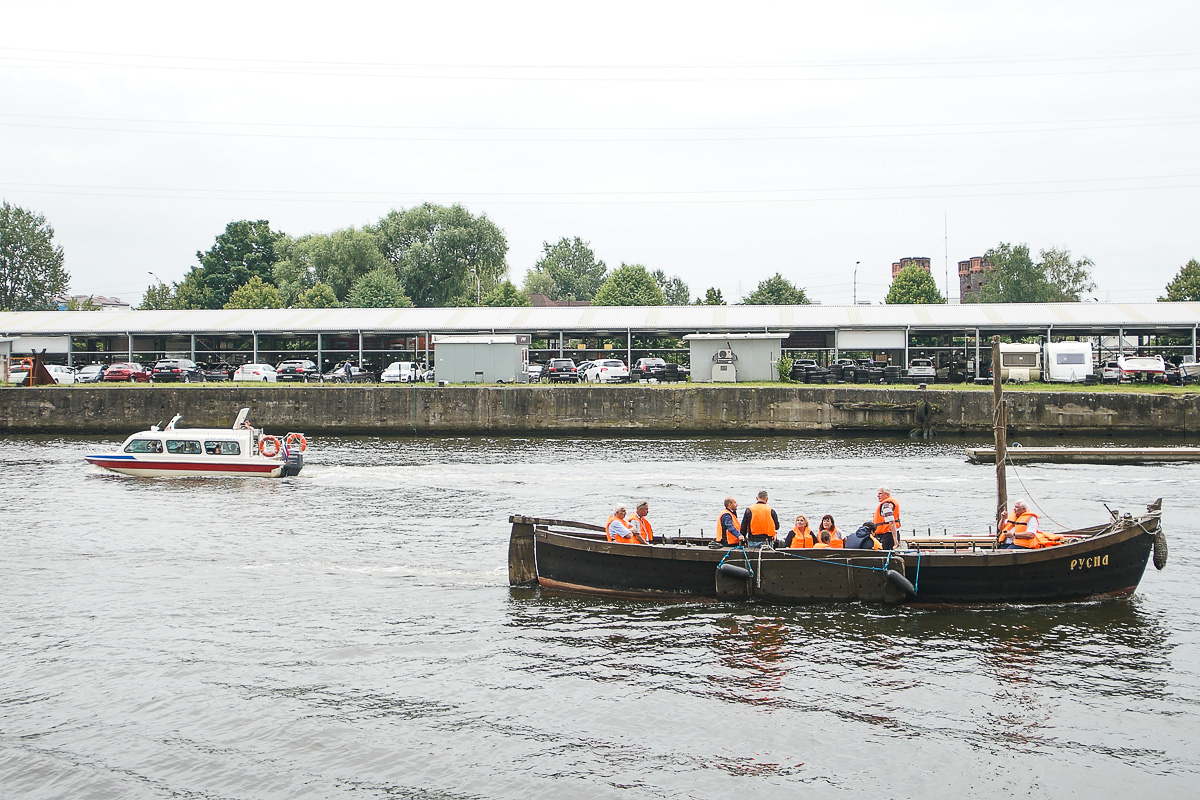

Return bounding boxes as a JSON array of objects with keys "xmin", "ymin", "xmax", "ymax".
[
  {"xmin": 204, "ymin": 440, "xmax": 241, "ymax": 455},
  {"xmin": 124, "ymin": 439, "xmax": 163, "ymax": 454}
]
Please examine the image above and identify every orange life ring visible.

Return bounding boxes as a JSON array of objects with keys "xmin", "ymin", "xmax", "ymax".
[
  {"xmin": 259, "ymin": 435, "xmax": 281, "ymax": 458},
  {"xmin": 285, "ymin": 433, "xmax": 308, "ymax": 452}
]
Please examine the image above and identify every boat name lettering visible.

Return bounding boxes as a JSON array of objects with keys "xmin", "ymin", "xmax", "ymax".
[{"xmin": 1069, "ymin": 555, "xmax": 1109, "ymax": 571}]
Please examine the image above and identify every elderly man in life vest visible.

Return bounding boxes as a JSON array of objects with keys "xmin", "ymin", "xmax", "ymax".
[
  {"xmin": 606, "ymin": 505, "xmax": 647, "ymax": 545},
  {"xmin": 740, "ymin": 490, "xmax": 780, "ymax": 549},
  {"xmin": 873, "ymin": 487, "xmax": 902, "ymax": 550},
  {"xmin": 628, "ymin": 501, "xmax": 654, "ymax": 544},
  {"xmin": 1008, "ymin": 500, "xmax": 1064, "ymax": 549}
]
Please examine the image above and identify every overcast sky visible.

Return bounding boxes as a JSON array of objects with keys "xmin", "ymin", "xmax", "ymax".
[{"xmin": 3, "ymin": 1, "xmax": 1198, "ymax": 306}]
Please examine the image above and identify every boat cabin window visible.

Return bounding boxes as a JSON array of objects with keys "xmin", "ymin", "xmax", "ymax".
[
  {"xmin": 124, "ymin": 439, "xmax": 163, "ymax": 453},
  {"xmin": 165, "ymin": 439, "xmax": 202, "ymax": 455},
  {"xmin": 204, "ymin": 440, "xmax": 241, "ymax": 455},
  {"xmin": 1055, "ymin": 353, "xmax": 1087, "ymax": 365},
  {"xmin": 1002, "ymin": 352, "xmax": 1038, "ymax": 367}
]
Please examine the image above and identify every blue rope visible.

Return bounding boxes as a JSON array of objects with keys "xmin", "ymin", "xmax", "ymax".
[
  {"xmin": 717, "ymin": 545, "xmax": 755, "ymax": 576},
  {"xmin": 770, "ymin": 547, "xmax": 895, "ymax": 572},
  {"xmin": 913, "ymin": 550, "xmax": 922, "ymax": 593}
]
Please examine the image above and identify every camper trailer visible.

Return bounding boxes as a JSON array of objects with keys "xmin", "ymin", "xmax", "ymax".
[
  {"xmin": 997, "ymin": 343, "xmax": 1042, "ymax": 382},
  {"xmin": 1043, "ymin": 341, "xmax": 1094, "ymax": 383}
]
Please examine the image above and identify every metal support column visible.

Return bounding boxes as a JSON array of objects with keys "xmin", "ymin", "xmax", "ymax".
[
  {"xmin": 317, "ymin": 333, "xmax": 323, "ymax": 370},
  {"xmin": 252, "ymin": 331, "xmax": 258, "ymax": 363},
  {"xmin": 67, "ymin": 335, "xmax": 74, "ymax": 367},
  {"xmin": 1193, "ymin": 326, "xmax": 1197, "ymax": 362},
  {"xmin": 558, "ymin": 332, "xmax": 564, "ymax": 357},
  {"xmin": 127, "ymin": 331, "xmax": 133, "ymax": 362},
  {"xmin": 627, "ymin": 328, "xmax": 632, "ymax": 366},
  {"xmin": 358, "ymin": 331, "xmax": 364, "ymax": 366},
  {"xmin": 190, "ymin": 334, "xmax": 196, "ymax": 363},
  {"xmin": 904, "ymin": 326, "xmax": 909, "ymax": 367},
  {"xmin": 974, "ymin": 328, "xmax": 980, "ymax": 378}
]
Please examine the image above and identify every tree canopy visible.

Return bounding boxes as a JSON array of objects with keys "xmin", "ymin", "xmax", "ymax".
[
  {"xmin": 176, "ymin": 220, "xmax": 285, "ymax": 309},
  {"xmin": 742, "ymin": 273, "xmax": 810, "ymax": 305},
  {"xmin": 482, "ymin": 280, "xmax": 530, "ymax": 307},
  {"xmin": 522, "ymin": 237, "xmax": 608, "ymax": 302},
  {"xmin": 372, "ymin": 204, "xmax": 507, "ymax": 307},
  {"xmin": 1160, "ymin": 258, "xmax": 1200, "ymax": 302},
  {"xmin": 695, "ymin": 287, "xmax": 726, "ymax": 305},
  {"xmin": 0, "ymin": 201, "xmax": 69, "ymax": 311},
  {"xmin": 972, "ymin": 243, "xmax": 1096, "ymax": 303},
  {"xmin": 651, "ymin": 269, "xmax": 691, "ymax": 305},
  {"xmin": 592, "ymin": 263, "xmax": 666, "ymax": 306},
  {"xmin": 885, "ymin": 265, "xmax": 946, "ymax": 305},
  {"xmin": 347, "ymin": 267, "xmax": 413, "ymax": 308},
  {"xmin": 275, "ymin": 228, "xmax": 391, "ymax": 304},
  {"xmin": 224, "ymin": 276, "xmax": 284, "ymax": 309},
  {"xmin": 298, "ymin": 282, "xmax": 340, "ymax": 308},
  {"xmin": 139, "ymin": 282, "xmax": 177, "ymax": 310}
]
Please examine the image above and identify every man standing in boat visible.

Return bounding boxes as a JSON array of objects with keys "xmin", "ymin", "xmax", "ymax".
[
  {"xmin": 740, "ymin": 490, "xmax": 779, "ymax": 549},
  {"xmin": 628, "ymin": 501, "xmax": 654, "ymax": 544},
  {"xmin": 873, "ymin": 487, "xmax": 901, "ymax": 550}
]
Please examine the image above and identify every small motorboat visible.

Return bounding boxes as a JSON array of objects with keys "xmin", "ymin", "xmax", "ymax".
[{"xmin": 85, "ymin": 408, "xmax": 306, "ymax": 478}]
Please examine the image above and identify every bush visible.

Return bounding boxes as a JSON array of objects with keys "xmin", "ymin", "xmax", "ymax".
[{"xmin": 777, "ymin": 355, "xmax": 794, "ymax": 382}]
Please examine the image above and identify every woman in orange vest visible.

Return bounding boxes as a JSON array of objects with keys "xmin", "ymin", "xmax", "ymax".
[
  {"xmin": 606, "ymin": 505, "xmax": 640, "ymax": 544},
  {"xmin": 716, "ymin": 497, "xmax": 742, "ymax": 546},
  {"xmin": 786, "ymin": 515, "xmax": 817, "ymax": 548},
  {"xmin": 817, "ymin": 515, "xmax": 844, "ymax": 548}
]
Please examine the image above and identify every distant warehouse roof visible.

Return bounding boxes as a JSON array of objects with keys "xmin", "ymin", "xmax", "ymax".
[{"xmin": 2, "ymin": 302, "xmax": 1200, "ymax": 336}]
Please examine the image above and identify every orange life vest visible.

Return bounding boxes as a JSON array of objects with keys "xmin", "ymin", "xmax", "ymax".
[
  {"xmin": 1011, "ymin": 512, "xmax": 1062, "ymax": 549},
  {"xmin": 873, "ymin": 497, "xmax": 901, "ymax": 535},
  {"xmin": 606, "ymin": 514, "xmax": 636, "ymax": 544},
  {"xmin": 813, "ymin": 542, "xmax": 830, "ymax": 548},
  {"xmin": 632, "ymin": 513, "xmax": 654, "ymax": 543},
  {"xmin": 748, "ymin": 502, "xmax": 776, "ymax": 536},
  {"xmin": 789, "ymin": 525, "xmax": 817, "ymax": 548},
  {"xmin": 998, "ymin": 514, "xmax": 1017, "ymax": 545},
  {"xmin": 716, "ymin": 510, "xmax": 741, "ymax": 545},
  {"xmin": 826, "ymin": 529, "xmax": 844, "ymax": 549}
]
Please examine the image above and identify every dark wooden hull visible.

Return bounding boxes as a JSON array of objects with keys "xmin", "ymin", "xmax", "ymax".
[{"xmin": 508, "ymin": 505, "xmax": 1162, "ymax": 606}]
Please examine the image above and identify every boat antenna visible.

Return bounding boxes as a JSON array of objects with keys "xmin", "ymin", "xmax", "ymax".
[{"xmin": 991, "ymin": 336, "xmax": 1008, "ymax": 529}]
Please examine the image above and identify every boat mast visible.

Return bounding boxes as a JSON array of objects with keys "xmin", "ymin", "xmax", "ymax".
[{"xmin": 991, "ymin": 336, "xmax": 1008, "ymax": 527}]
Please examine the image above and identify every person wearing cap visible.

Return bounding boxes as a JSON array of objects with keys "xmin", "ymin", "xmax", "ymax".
[
  {"xmin": 843, "ymin": 521, "xmax": 882, "ymax": 550},
  {"xmin": 740, "ymin": 490, "xmax": 779, "ymax": 549},
  {"xmin": 629, "ymin": 501, "xmax": 654, "ymax": 544}
]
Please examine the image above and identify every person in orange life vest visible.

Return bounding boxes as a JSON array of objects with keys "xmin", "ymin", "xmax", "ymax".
[
  {"xmin": 606, "ymin": 505, "xmax": 645, "ymax": 544},
  {"xmin": 629, "ymin": 501, "xmax": 654, "ymax": 544},
  {"xmin": 1009, "ymin": 500, "xmax": 1063, "ymax": 549},
  {"xmin": 997, "ymin": 506, "xmax": 1019, "ymax": 549},
  {"xmin": 843, "ymin": 521, "xmax": 882, "ymax": 550},
  {"xmin": 813, "ymin": 530, "xmax": 833, "ymax": 548},
  {"xmin": 785, "ymin": 515, "xmax": 817, "ymax": 548},
  {"xmin": 716, "ymin": 497, "xmax": 742, "ymax": 546},
  {"xmin": 740, "ymin": 490, "xmax": 779, "ymax": 549},
  {"xmin": 872, "ymin": 487, "xmax": 901, "ymax": 550},
  {"xmin": 817, "ymin": 514, "xmax": 844, "ymax": 548}
]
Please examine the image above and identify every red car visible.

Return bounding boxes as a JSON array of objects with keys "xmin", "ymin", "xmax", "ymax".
[{"xmin": 103, "ymin": 362, "xmax": 151, "ymax": 382}]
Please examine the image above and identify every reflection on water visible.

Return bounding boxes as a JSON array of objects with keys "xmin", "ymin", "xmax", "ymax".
[{"xmin": 0, "ymin": 432, "xmax": 1197, "ymax": 799}]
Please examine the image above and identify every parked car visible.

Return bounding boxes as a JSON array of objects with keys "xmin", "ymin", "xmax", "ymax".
[
  {"xmin": 203, "ymin": 362, "xmax": 237, "ymax": 381},
  {"xmin": 151, "ymin": 358, "xmax": 205, "ymax": 382},
  {"xmin": 545, "ymin": 358, "xmax": 581, "ymax": 382},
  {"xmin": 906, "ymin": 358, "xmax": 937, "ymax": 382},
  {"xmin": 380, "ymin": 361, "xmax": 425, "ymax": 383},
  {"xmin": 46, "ymin": 364, "xmax": 78, "ymax": 384},
  {"xmin": 630, "ymin": 358, "xmax": 687, "ymax": 382},
  {"xmin": 323, "ymin": 364, "xmax": 374, "ymax": 383},
  {"xmin": 76, "ymin": 364, "xmax": 107, "ymax": 383},
  {"xmin": 583, "ymin": 359, "xmax": 630, "ymax": 383},
  {"xmin": 7, "ymin": 362, "xmax": 77, "ymax": 385},
  {"xmin": 526, "ymin": 364, "xmax": 544, "ymax": 382},
  {"xmin": 232, "ymin": 363, "xmax": 278, "ymax": 382},
  {"xmin": 103, "ymin": 362, "xmax": 151, "ymax": 382},
  {"xmin": 1100, "ymin": 360, "xmax": 1121, "ymax": 384},
  {"xmin": 276, "ymin": 359, "xmax": 321, "ymax": 382}
]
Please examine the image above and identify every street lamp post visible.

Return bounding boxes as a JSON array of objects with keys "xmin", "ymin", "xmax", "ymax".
[
  {"xmin": 469, "ymin": 268, "xmax": 481, "ymax": 305},
  {"xmin": 148, "ymin": 271, "xmax": 165, "ymax": 286},
  {"xmin": 853, "ymin": 261, "xmax": 860, "ymax": 305}
]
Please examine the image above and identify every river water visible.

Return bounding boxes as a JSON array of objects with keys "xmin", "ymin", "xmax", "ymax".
[{"xmin": 1, "ymin": 433, "xmax": 1197, "ymax": 799}]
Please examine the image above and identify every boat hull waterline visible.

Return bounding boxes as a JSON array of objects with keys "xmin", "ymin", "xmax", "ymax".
[{"xmin": 508, "ymin": 503, "xmax": 1163, "ymax": 605}]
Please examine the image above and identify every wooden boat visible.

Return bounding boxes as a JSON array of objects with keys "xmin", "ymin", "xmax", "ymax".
[
  {"xmin": 967, "ymin": 446, "xmax": 1200, "ymax": 464},
  {"xmin": 508, "ymin": 501, "xmax": 1165, "ymax": 605},
  {"xmin": 507, "ymin": 337, "xmax": 1168, "ymax": 605},
  {"xmin": 85, "ymin": 408, "xmax": 306, "ymax": 478}
]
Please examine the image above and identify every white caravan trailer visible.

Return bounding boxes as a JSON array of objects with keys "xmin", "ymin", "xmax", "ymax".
[
  {"xmin": 997, "ymin": 343, "xmax": 1042, "ymax": 382},
  {"xmin": 1043, "ymin": 341, "xmax": 1094, "ymax": 383}
]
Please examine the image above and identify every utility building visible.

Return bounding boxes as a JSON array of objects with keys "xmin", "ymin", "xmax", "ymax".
[
  {"xmin": 432, "ymin": 334, "xmax": 531, "ymax": 383},
  {"xmin": 684, "ymin": 333, "xmax": 788, "ymax": 382}
]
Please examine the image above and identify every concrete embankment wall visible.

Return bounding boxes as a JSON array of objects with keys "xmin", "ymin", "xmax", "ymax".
[{"xmin": 2, "ymin": 385, "xmax": 1199, "ymax": 436}]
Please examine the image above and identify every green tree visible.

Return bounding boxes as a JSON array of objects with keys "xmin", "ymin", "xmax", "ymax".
[
  {"xmin": 176, "ymin": 220, "xmax": 285, "ymax": 309},
  {"xmin": 592, "ymin": 263, "xmax": 665, "ymax": 306},
  {"xmin": 522, "ymin": 236, "xmax": 608, "ymax": 301},
  {"xmin": 742, "ymin": 273, "xmax": 810, "ymax": 305},
  {"xmin": 346, "ymin": 268, "xmax": 413, "ymax": 308},
  {"xmin": 886, "ymin": 265, "xmax": 946, "ymax": 304},
  {"xmin": 1161, "ymin": 258, "xmax": 1200, "ymax": 301},
  {"xmin": 224, "ymin": 276, "xmax": 284, "ymax": 309},
  {"xmin": 973, "ymin": 242, "xmax": 1095, "ymax": 303},
  {"xmin": 0, "ymin": 201, "xmax": 69, "ymax": 311},
  {"xmin": 299, "ymin": 282, "xmax": 340, "ymax": 308},
  {"xmin": 695, "ymin": 287, "xmax": 726, "ymax": 305},
  {"xmin": 139, "ymin": 282, "xmax": 177, "ymax": 310},
  {"xmin": 372, "ymin": 204, "xmax": 507, "ymax": 307},
  {"xmin": 482, "ymin": 280, "xmax": 530, "ymax": 307},
  {"xmin": 65, "ymin": 295, "xmax": 101, "ymax": 311},
  {"xmin": 650, "ymin": 269, "xmax": 691, "ymax": 305}
]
